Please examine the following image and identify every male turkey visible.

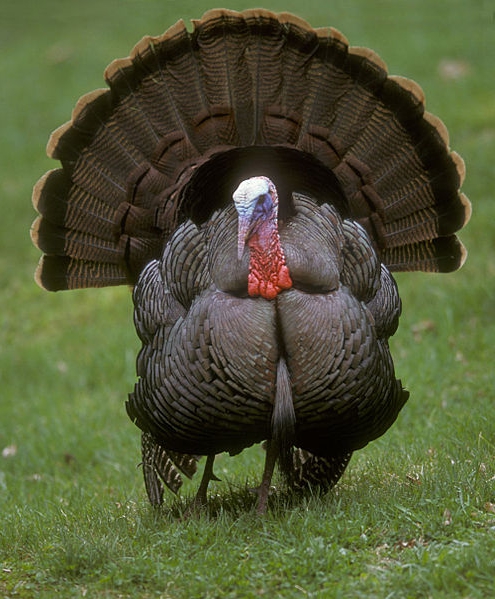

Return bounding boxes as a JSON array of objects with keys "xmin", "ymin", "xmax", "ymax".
[{"xmin": 31, "ymin": 9, "xmax": 470, "ymax": 513}]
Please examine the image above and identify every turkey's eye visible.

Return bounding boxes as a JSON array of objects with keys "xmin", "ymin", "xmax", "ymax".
[{"xmin": 252, "ymin": 193, "xmax": 272, "ymax": 221}]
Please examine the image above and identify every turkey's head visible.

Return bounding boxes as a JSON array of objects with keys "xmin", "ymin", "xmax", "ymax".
[{"xmin": 233, "ymin": 176, "xmax": 292, "ymax": 300}]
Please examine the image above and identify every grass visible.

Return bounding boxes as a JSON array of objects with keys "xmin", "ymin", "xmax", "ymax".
[{"xmin": 1, "ymin": 0, "xmax": 494, "ymax": 597}]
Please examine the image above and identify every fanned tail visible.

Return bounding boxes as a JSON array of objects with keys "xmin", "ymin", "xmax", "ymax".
[{"xmin": 32, "ymin": 9, "xmax": 470, "ymax": 292}]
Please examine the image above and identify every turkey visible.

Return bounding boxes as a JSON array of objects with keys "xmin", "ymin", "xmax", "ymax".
[{"xmin": 31, "ymin": 9, "xmax": 470, "ymax": 514}]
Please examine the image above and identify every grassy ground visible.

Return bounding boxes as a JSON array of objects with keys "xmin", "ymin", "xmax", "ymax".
[{"xmin": 1, "ymin": 0, "xmax": 494, "ymax": 597}]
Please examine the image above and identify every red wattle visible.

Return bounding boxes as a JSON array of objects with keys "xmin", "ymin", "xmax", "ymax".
[
  {"xmin": 247, "ymin": 255, "xmax": 293, "ymax": 300},
  {"xmin": 244, "ymin": 209, "xmax": 292, "ymax": 300}
]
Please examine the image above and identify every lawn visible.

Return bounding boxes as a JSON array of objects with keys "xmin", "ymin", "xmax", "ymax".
[{"xmin": 1, "ymin": 0, "xmax": 494, "ymax": 597}]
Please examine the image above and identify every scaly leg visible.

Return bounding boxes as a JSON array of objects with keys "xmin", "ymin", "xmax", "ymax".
[
  {"xmin": 192, "ymin": 454, "xmax": 220, "ymax": 508},
  {"xmin": 256, "ymin": 439, "xmax": 279, "ymax": 515}
]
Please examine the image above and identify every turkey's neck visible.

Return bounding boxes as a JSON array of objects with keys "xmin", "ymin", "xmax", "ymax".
[{"xmin": 247, "ymin": 218, "xmax": 292, "ymax": 300}]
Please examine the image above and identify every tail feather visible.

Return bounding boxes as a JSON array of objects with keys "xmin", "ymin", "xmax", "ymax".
[
  {"xmin": 382, "ymin": 235, "xmax": 468, "ymax": 272},
  {"xmin": 194, "ymin": 10, "xmax": 253, "ymax": 145},
  {"xmin": 106, "ymin": 19, "xmax": 216, "ymax": 153},
  {"xmin": 48, "ymin": 90, "xmax": 114, "ymax": 162},
  {"xmin": 33, "ymin": 170, "xmax": 118, "ymax": 236}
]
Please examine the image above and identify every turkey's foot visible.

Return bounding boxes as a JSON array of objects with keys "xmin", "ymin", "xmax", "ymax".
[{"xmin": 182, "ymin": 454, "xmax": 219, "ymax": 517}]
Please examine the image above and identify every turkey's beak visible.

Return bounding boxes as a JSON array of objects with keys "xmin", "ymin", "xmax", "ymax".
[{"xmin": 237, "ymin": 216, "xmax": 251, "ymax": 261}]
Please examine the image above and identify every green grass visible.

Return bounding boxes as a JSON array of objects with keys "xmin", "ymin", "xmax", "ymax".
[{"xmin": 1, "ymin": 0, "xmax": 494, "ymax": 597}]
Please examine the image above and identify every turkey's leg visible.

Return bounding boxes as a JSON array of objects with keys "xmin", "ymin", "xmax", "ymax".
[
  {"xmin": 256, "ymin": 439, "xmax": 279, "ymax": 515},
  {"xmin": 193, "ymin": 454, "xmax": 220, "ymax": 507}
]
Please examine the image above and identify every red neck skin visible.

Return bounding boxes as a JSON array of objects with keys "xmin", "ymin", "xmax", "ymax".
[{"xmin": 247, "ymin": 218, "xmax": 292, "ymax": 300}]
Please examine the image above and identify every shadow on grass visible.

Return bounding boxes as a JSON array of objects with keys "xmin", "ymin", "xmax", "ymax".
[{"xmin": 151, "ymin": 479, "xmax": 344, "ymax": 523}]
